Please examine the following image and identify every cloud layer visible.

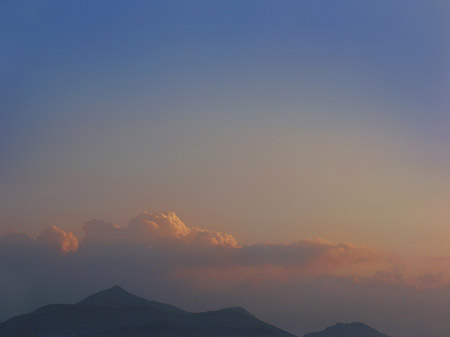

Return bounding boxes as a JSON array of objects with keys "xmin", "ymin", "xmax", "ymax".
[
  {"xmin": 1, "ymin": 211, "xmax": 450, "ymax": 337},
  {"xmin": 82, "ymin": 211, "xmax": 238, "ymax": 248}
]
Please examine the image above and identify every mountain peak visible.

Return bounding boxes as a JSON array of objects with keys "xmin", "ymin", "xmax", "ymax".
[
  {"xmin": 75, "ymin": 286, "xmax": 186, "ymax": 314},
  {"xmin": 0, "ymin": 286, "xmax": 296, "ymax": 337},
  {"xmin": 76, "ymin": 286, "xmax": 152, "ymax": 307},
  {"xmin": 218, "ymin": 306, "xmax": 255, "ymax": 317},
  {"xmin": 304, "ymin": 322, "xmax": 390, "ymax": 337},
  {"xmin": 107, "ymin": 285, "xmax": 127, "ymax": 293}
]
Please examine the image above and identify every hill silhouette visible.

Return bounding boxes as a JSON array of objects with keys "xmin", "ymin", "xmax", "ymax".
[
  {"xmin": 303, "ymin": 322, "xmax": 390, "ymax": 337},
  {"xmin": 76, "ymin": 285, "xmax": 185, "ymax": 313},
  {"xmin": 0, "ymin": 286, "xmax": 296, "ymax": 337},
  {"xmin": 0, "ymin": 287, "xmax": 394, "ymax": 337}
]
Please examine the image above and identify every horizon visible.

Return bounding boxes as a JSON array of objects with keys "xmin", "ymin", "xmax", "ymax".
[{"xmin": 1, "ymin": 1, "xmax": 450, "ymax": 337}]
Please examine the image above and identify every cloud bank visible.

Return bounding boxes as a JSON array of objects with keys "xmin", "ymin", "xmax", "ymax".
[
  {"xmin": 83, "ymin": 212, "xmax": 238, "ymax": 248},
  {"xmin": 1, "ymin": 211, "xmax": 450, "ymax": 337}
]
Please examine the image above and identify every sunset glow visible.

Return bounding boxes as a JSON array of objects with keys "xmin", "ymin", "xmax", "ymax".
[{"xmin": 1, "ymin": 1, "xmax": 450, "ymax": 337}]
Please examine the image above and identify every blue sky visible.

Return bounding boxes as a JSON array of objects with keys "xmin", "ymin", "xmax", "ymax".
[{"xmin": 1, "ymin": 0, "xmax": 449, "ymax": 251}]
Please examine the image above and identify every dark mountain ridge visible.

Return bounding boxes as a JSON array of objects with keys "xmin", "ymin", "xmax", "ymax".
[
  {"xmin": 0, "ymin": 286, "xmax": 393, "ymax": 337},
  {"xmin": 0, "ymin": 286, "xmax": 294, "ymax": 337},
  {"xmin": 76, "ymin": 285, "xmax": 184, "ymax": 313},
  {"xmin": 303, "ymin": 322, "xmax": 391, "ymax": 337}
]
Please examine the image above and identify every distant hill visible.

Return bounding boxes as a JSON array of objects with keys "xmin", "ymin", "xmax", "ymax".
[
  {"xmin": 0, "ymin": 286, "xmax": 296, "ymax": 337},
  {"xmin": 76, "ymin": 285, "xmax": 184, "ymax": 313},
  {"xmin": 303, "ymin": 322, "xmax": 390, "ymax": 337}
]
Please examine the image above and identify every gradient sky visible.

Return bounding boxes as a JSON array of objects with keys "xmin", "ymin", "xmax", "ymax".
[{"xmin": 1, "ymin": 1, "xmax": 450, "ymax": 336}]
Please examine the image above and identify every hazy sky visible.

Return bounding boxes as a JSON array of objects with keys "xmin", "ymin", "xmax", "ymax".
[{"xmin": 1, "ymin": 1, "xmax": 450, "ymax": 336}]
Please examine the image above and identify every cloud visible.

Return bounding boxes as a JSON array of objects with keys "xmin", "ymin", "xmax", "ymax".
[
  {"xmin": 0, "ymin": 212, "xmax": 444, "ymax": 286},
  {"xmin": 2, "ymin": 211, "xmax": 450, "ymax": 337},
  {"xmin": 0, "ymin": 227, "xmax": 77, "ymax": 255},
  {"xmin": 77, "ymin": 212, "xmax": 385, "ymax": 279},
  {"xmin": 171, "ymin": 239, "xmax": 387, "ymax": 287},
  {"xmin": 0, "ymin": 231, "xmax": 32, "ymax": 250},
  {"xmin": 128, "ymin": 212, "xmax": 191, "ymax": 240},
  {"xmin": 1, "ymin": 212, "xmax": 447, "ymax": 288},
  {"xmin": 237, "ymin": 240, "xmax": 382, "ymax": 268},
  {"xmin": 36, "ymin": 226, "xmax": 78, "ymax": 253},
  {"xmin": 82, "ymin": 212, "xmax": 238, "ymax": 248},
  {"xmin": 82, "ymin": 219, "xmax": 125, "ymax": 245}
]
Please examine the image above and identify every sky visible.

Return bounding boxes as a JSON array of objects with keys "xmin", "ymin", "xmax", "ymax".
[{"xmin": 1, "ymin": 1, "xmax": 450, "ymax": 336}]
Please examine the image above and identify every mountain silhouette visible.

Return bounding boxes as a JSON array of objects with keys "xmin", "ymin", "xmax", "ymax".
[
  {"xmin": 303, "ymin": 322, "xmax": 390, "ymax": 337},
  {"xmin": 0, "ymin": 286, "xmax": 296, "ymax": 337},
  {"xmin": 76, "ymin": 285, "xmax": 184, "ymax": 313}
]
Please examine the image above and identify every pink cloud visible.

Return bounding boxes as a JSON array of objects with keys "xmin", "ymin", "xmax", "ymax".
[
  {"xmin": 1, "ymin": 211, "xmax": 449, "ymax": 290},
  {"xmin": 82, "ymin": 212, "xmax": 238, "ymax": 248},
  {"xmin": 36, "ymin": 226, "xmax": 79, "ymax": 253},
  {"xmin": 2, "ymin": 212, "xmax": 450, "ymax": 337}
]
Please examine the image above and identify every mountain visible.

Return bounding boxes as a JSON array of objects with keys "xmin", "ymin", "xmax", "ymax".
[
  {"xmin": 0, "ymin": 286, "xmax": 296, "ymax": 337},
  {"xmin": 303, "ymin": 322, "xmax": 390, "ymax": 337},
  {"xmin": 76, "ymin": 285, "xmax": 184, "ymax": 313}
]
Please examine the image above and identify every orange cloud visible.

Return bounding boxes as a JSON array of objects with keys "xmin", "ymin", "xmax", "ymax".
[
  {"xmin": 128, "ymin": 212, "xmax": 191, "ymax": 240},
  {"xmin": 3, "ymin": 212, "xmax": 450, "ymax": 337},
  {"xmin": 0, "ymin": 227, "xmax": 78, "ymax": 255},
  {"xmin": 36, "ymin": 226, "xmax": 79, "ymax": 253},
  {"xmin": 83, "ymin": 212, "xmax": 238, "ymax": 248},
  {"xmin": 172, "ymin": 239, "xmax": 387, "ymax": 288},
  {"xmin": 1, "ymin": 211, "xmax": 450, "ymax": 290}
]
